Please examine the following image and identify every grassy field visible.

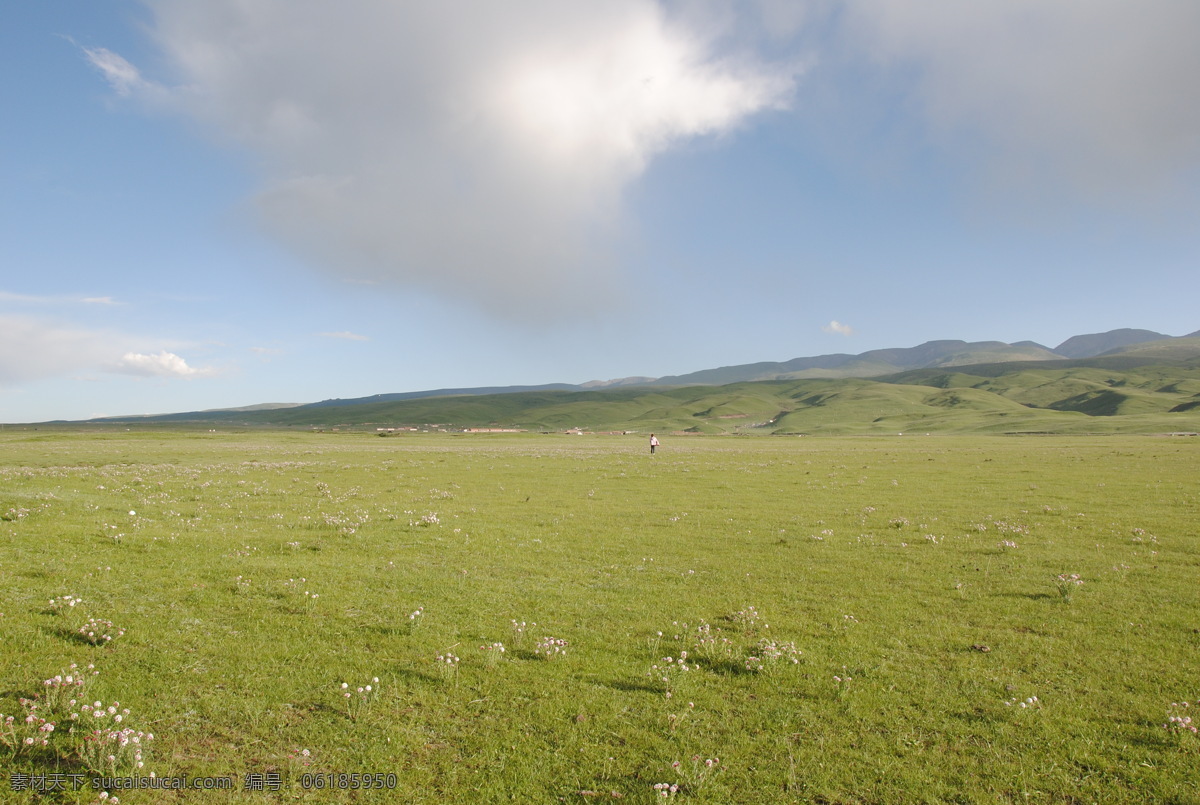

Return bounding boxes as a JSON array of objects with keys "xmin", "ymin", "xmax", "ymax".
[
  {"xmin": 79, "ymin": 359, "xmax": 1200, "ymax": 436},
  {"xmin": 1, "ymin": 430, "xmax": 1198, "ymax": 803}
]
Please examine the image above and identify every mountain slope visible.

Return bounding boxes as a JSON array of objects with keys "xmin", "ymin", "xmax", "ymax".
[
  {"xmin": 47, "ymin": 326, "xmax": 1200, "ymax": 432},
  {"xmin": 72, "ymin": 358, "xmax": 1200, "ymax": 436},
  {"xmin": 1098, "ymin": 335, "xmax": 1200, "ymax": 361},
  {"xmin": 647, "ymin": 329, "xmax": 1198, "ymax": 388},
  {"xmin": 1054, "ymin": 329, "xmax": 1167, "ymax": 358},
  {"xmin": 650, "ymin": 340, "xmax": 1064, "ymax": 386}
]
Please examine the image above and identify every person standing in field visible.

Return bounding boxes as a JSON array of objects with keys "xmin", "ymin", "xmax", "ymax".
[{"xmin": 649, "ymin": 434, "xmax": 659, "ymax": 455}]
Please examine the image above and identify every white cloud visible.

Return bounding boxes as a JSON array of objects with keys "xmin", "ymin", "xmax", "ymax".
[
  {"xmin": 835, "ymin": 0, "xmax": 1200, "ymax": 202},
  {"xmin": 0, "ymin": 315, "xmax": 214, "ymax": 385},
  {"xmin": 318, "ymin": 331, "xmax": 369, "ymax": 342},
  {"xmin": 112, "ymin": 1, "xmax": 799, "ymax": 318},
  {"xmin": 0, "ymin": 291, "xmax": 48, "ymax": 304},
  {"xmin": 822, "ymin": 320, "xmax": 853, "ymax": 336},
  {"xmin": 113, "ymin": 351, "xmax": 213, "ymax": 378}
]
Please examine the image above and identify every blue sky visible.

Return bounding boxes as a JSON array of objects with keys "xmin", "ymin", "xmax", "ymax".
[{"xmin": 3, "ymin": 1, "xmax": 1199, "ymax": 423}]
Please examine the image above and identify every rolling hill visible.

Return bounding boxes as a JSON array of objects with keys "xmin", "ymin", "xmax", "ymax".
[
  {"xmin": 43, "ymin": 327, "xmax": 1200, "ymax": 434},
  {"xmin": 75, "ymin": 359, "xmax": 1200, "ymax": 436}
]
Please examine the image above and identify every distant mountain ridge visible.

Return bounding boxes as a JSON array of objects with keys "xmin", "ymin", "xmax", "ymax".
[
  {"xmin": 1053, "ymin": 328, "xmax": 1170, "ymax": 359},
  {"xmin": 70, "ymin": 349, "xmax": 1200, "ymax": 435},
  {"xmin": 615, "ymin": 328, "xmax": 1200, "ymax": 387},
  {"xmin": 43, "ymin": 327, "xmax": 1200, "ymax": 425},
  {"xmin": 644, "ymin": 339, "xmax": 1066, "ymax": 386}
]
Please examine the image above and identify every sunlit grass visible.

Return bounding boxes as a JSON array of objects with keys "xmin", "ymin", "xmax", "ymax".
[{"xmin": 1, "ymin": 431, "xmax": 1197, "ymax": 802}]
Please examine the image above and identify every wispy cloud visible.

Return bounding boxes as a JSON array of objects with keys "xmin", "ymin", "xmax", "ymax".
[
  {"xmin": 83, "ymin": 46, "xmax": 151, "ymax": 97},
  {"xmin": 0, "ymin": 291, "xmax": 47, "ymax": 304},
  {"xmin": 0, "ymin": 290, "xmax": 121, "ymax": 306},
  {"xmin": 0, "ymin": 315, "xmax": 126, "ymax": 384},
  {"xmin": 318, "ymin": 331, "xmax": 369, "ymax": 341},
  {"xmin": 822, "ymin": 320, "xmax": 854, "ymax": 336}
]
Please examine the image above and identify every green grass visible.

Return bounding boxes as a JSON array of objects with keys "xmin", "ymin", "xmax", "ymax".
[
  {"xmin": 67, "ymin": 360, "xmax": 1200, "ymax": 436},
  {"xmin": 1, "ymin": 431, "xmax": 1198, "ymax": 803}
]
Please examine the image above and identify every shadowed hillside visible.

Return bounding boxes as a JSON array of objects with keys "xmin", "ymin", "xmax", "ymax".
[
  {"xmin": 75, "ymin": 359, "xmax": 1200, "ymax": 436},
  {"xmin": 37, "ymin": 327, "xmax": 1200, "ymax": 433}
]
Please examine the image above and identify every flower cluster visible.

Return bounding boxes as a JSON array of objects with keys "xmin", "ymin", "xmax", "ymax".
[
  {"xmin": 0, "ymin": 698, "xmax": 57, "ymax": 755},
  {"xmin": 407, "ymin": 606, "xmax": 425, "ymax": 629},
  {"xmin": 744, "ymin": 639, "xmax": 802, "ymax": 673},
  {"xmin": 652, "ymin": 782, "xmax": 680, "ymax": 797},
  {"xmin": 339, "ymin": 678, "xmax": 380, "ymax": 721},
  {"xmin": 2, "ymin": 506, "xmax": 31, "ymax": 521},
  {"xmin": 73, "ymin": 701, "xmax": 152, "ymax": 775},
  {"xmin": 49, "ymin": 595, "xmax": 84, "ymax": 613},
  {"xmin": 648, "ymin": 654, "xmax": 691, "ymax": 698},
  {"xmin": 1165, "ymin": 701, "xmax": 1197, "ymax": 735},
  {"xmin": 1004, "ymin": 695, "xmax": 1040, "ymax": 709},
  {"xmin": 535, "ymin": 637, "xmax": 568, "ymax": 659},
  {"xmin": 833, "ymin": 671, "xmax": 853, "ymax": 700},
  {"xmin": 729, "ymin": 606, "xmax": 768, "ymax": 634},
  {"xmin": 289, "ymin": 747, "xmax": 313, "ymax": 767},
  {"xmin": 78, "ymin": 618, "xmax": 125, "ymax": 645},
  {"xmin": 322, "ymin": 509, "xmax": 370, "ymax": 535},
  {"xmin": 479, "ymin": 642, "xmax": 506, "ymax": 666},
  {"xmin": 1054, "ymin": 574, "xmax": 1084, "ymax": 602},
  {"xmin": 998, "ymin": 539, "xmax": 1018, "ymax": 551},
  {"xmin": 41, "ymin": 663, "xmax": 98, "ymax": 710},
  {"xmin": 663, "ymin": 620, "xmax": 735, "ymax": 663},
  {"xmin": 672, "ymin": 755, "xmax": 721, "ymax": 791},
  {"xmin": 435, "ymin": 653, "xmax": 460, "ymax": 682},
  {"xmin": 411, "ymin": 512, "xmax": 440, "ymax": 527},
  {"xmin": 688, "ymin": 620, "xmax": 729, "ymax": 657},
  {"xmin": 76, "ymin": 701, "xmax": 129, "ymax": 724}
]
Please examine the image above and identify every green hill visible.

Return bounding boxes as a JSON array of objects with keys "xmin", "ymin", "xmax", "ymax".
[
  {"xmin": 650, "ymin": 339, "xmax": 1065, "ymax": 385},
  {"xmin": 1101, "ymin": 335, "xmax": 1200, "ymax": 361},
  {"xmin": 77, "ymin": 359, "xmax": 1200, "ymax": 436}
]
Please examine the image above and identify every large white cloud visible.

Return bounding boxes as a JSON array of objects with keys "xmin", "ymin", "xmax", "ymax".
[
  {"xmin": 116, "ymin": 1, "xmax": 798, "ymax": 318},
  {"xmin": 94, "ymin": 1, "xmax": 1200, "ymax": 322}
]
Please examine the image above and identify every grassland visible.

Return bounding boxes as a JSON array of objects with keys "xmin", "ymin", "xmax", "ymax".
[
  {"xmin": 80, "ymin": 359, "xmax": 1200, "ymax": 436},
  {"xmin": 1, "ymin": 430, "xmax": 1198, "ymax": 803}
]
